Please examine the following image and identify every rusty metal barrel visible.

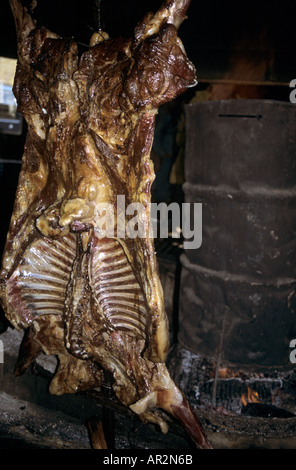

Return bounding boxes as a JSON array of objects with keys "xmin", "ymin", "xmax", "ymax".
[{"xmin": 178, "ymin": 99, "xmax": 296, "ymax": 371}]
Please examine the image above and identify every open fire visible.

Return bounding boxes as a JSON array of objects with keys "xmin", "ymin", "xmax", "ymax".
[{"xmin": 241, "ymin": 386, "xmax": 260, "ymax": 407}]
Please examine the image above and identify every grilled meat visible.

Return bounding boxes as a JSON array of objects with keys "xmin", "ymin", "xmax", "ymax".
[{"xmin": 0, "ymin": 0, "xmax": 211, "ymax": 449}]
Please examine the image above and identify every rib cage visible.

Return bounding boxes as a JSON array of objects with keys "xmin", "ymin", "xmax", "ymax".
[
  {"xmin": 6, "ymin": 232, "xmax": 148, "ymax": 337},
  {"xmin": 91, "ymin": 237, "xmax": 148, "ymax": 339},
  {"xmin": 6, "ymin": 234, "xmax": 76, "ymax": 326}
]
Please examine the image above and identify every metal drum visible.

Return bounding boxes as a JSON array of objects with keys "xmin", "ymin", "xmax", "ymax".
[{"xmin": 178, "ymin": 99, "xmax": 296, "ymax": 371}]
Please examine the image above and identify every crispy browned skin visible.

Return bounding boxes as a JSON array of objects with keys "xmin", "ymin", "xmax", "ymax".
[{"xmin": 0, "ymin": 0, "xmax": 211, "ymax": 449}]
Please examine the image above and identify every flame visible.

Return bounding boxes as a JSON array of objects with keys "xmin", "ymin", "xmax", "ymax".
[{"xmin": 241, "ymin": 386, "xmax": 260, "ymax": 406}]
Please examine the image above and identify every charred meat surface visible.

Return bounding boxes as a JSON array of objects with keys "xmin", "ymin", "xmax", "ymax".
[{"xmin": 0, "ymin": 0, "xmax": 211, "ymax": 449}]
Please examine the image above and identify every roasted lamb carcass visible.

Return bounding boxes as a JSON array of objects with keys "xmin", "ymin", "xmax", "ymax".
[{"xmin": 0, "ymin": 0, "xmax": 212, "ymax": 449}]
